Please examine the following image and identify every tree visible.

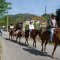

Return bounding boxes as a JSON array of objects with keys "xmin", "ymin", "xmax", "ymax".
[
  {"xmin": 0, "ymin": 0, "xmax": 11, "ymax": 19},
  {"xmin": 42, "ymin": 13, "xmax": 51, "ymax": 20},
  {"xmin": 56, "ymin": 9, "xmax": 60, "ymax": 27}
]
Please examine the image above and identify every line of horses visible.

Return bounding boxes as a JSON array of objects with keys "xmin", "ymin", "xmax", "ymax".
[{"xmin": 9, "ymin": 28, "xmax": 60, "ymax": 58}]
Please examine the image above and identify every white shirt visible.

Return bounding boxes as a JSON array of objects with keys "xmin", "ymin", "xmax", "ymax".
[
  {"xmin": 10, "ymin": 26, "xmax": 14, "ymax": 29},
  {"xmin": 29, "ymin": 24, "xmax": 34, "ymax": 29},
  {"xmin": 51, "ymin": 19, "xmax": 56, "ymax": 26}
]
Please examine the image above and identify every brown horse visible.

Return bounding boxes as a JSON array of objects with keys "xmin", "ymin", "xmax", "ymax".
[
  {"xmin": 9, "ymin": 29, "xmax": 14, "ymax": 40},
  {"xmin": 9, "ymin": 29, "xmax": 22, "ymax": 43},
  {"xmin": 16, "ymin": 30, "xmax": 22, "ymax": 43},
  {"xmin": 25, "ymin": 29, "xmax": 39, "ymax": 47},
  {"xmin": 39, "ymin": 28, "xmax": 60, "ymax": 57}
]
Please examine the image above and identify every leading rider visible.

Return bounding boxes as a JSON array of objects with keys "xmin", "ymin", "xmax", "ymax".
[{"xmin": 47, "ymin": 14, "xmax": 58, "ymax": 42}]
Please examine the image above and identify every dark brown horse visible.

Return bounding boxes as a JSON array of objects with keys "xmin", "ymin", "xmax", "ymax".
[
  {"xmin": 9, "ymin": 29, "xmax": 14, "ymax": 40},
  {"xmin": 9, "ymin": 29, "xmax": 22, "ymax": 43},
  {"xmin": 39, "ymin": 28, "xmax": 60, "ymax": 57},
  {"xmin": 15, "ymin": 30, "xmax": 22, "ymax": 43},
  {"xmin": 25, "ymin": 29, "xmax": 39, "ymax": 47}
]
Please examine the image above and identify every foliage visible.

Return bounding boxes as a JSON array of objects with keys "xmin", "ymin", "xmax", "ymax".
[
  {"xmin": 56, "ymin": 9, "xmax": 60, "ymax": 27},
  {"xmin": 42, "ymin": 13, "xmax": 51, "ymax": 20},
  {"xmin": 0, "ymin": 16, "xmax": 7, "ymax": 26},
  {"xmin": 0, "ymin": 0, "xmax": 11, "ymax": 19},
  {"xmin": 0, "ymin": 13, "xmax": 47, "ymax": 27}
]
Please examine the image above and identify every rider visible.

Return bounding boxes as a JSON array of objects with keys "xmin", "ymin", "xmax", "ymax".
[
  {"xmin": 29, "ymin": 21, "xmax": 34, "ymax": 36},
  {"xmin": 47, "ymin": 14, "xmax": 58, "ymax": 42},
  {"xmin": 9, "ymin": 24, "xmax": 14, "ymax": 30}
]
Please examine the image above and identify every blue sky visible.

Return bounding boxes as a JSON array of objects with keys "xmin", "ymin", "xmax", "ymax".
[{"xmin": 6, "ymin": 0, "xmax": 60, "ymax": 16}]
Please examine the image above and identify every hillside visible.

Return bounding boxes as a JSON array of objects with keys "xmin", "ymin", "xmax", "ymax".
[{"xmin": 0, "ymin": 13, "xmax": 50, "ymax": 27}]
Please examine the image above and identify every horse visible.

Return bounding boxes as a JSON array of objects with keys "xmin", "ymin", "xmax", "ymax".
[
  {"xmin": 16, "ymin": 30, "xmax": 22, "ymax": 43},
  {"xmin": 25, "ymin": 29, "xmax": 39, "ymax": 47},
  {"xmin": 9, "ymin": 29, "xmax": 22, "ymax": 43},
  {"xmin": 39, "ymin": 28, "xmax": 60, "ymax": 57},
  {"xmin": 9, "ymin": 29, "xmax": 14, "ymax": 40}
]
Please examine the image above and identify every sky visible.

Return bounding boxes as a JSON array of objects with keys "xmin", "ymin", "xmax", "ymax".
[{"xmin": 6, "ymin": 0, "xmax": 60, "ymax": 16}]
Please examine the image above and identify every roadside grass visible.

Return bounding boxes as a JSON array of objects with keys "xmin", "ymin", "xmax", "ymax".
[{"xmin": 0, "ymin": 40, "xmax": 2, "ymax": 60}]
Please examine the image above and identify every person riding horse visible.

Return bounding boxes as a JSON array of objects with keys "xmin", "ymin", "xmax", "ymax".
[
  {"xmin": 29, "ymin": 21, "xmax": 34, "ymax": 37},
  {"xmin": 24, "ymin": 20, "xmax": 41, "ymax": 46},
  {"xmin": 9, "ymin": 24, "xmax": 14, "ymax": 33},
  {"xmin": 9, "ymin": 23, "xmax": 22, "ymax": 42},
  {"xmin": 47, "ymin": 14, "xmax": 58, "ymax": 42},
  {"xmin": 9, "ymin": 24, "xmax": 14, "ymax": 30}
]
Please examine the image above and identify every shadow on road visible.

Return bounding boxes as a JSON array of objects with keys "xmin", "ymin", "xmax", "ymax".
[
  {"xmin": 23, "ymin": 47, "xmax": 60, "ymax": 60},
  {"xmin": 5, "ymin": 38, "xmax": 28, "ymax": 47},
  {"xmin": 23, "ymin": 47, "xmax": 50, "ymax": 57}
]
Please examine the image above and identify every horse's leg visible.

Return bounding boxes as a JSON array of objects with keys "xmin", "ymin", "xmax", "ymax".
[
  {"xmin": 33, "ymin": 40, "xmax": 34, "ymax": 47},
  {"xmin": 12, "ymin": 35, "xmax": 13, "ymax": 40},
  {"xmin": 25, "ymin": 38, "xmax": 27, "ymax": 44},
  {"xmin": 34, "ymin": 39, "xmax": 36, "ymax": 48},
  {"xmin": 25, "ymin": 37, "xmax": 29, "ymax": 45},
  {"xmin": 44, "ymin": 40, "xmax": 48, "ymax": 52},
  {"xmin": 19, "ymin": 37, "xmax": 21, "ymax": 43},
  {"xmin": 35, "ymin": 40, "xmax": 36, "ymax": 48},
  {"xmin": 41, "ymin": 40, "xmax": 45, "ymax": 52},
  {"xmin": 16, "ymin": 36, "xmax": 18, "ymax": 42},
  {"xmin": 9, "ymin": 34, "xmax": 10, "ymax": 40},
  {"xmin": 33, "ymin": 38, "xmax": 36, "ymax": 48},
  {"xmin": 26, "ymin": 38, "xmax": 29, "ymax": 45},
  {"xmin": 13, "ymin": 34, "xmax": 14, "ymax": 39},
  {"xmin": 9, "ymin": 33, "xmax": 11, "ymax": 40},
  {"xmin": 11, "ymin": 35, "xmax": 12, "ymax": 40},
  {"xmin": 52, "ymin": 43, "xmax": 57, "ymax": 58}
]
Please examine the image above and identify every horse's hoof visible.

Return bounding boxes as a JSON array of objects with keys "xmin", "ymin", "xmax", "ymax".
[
  {"xmin": 33, "ymin": 44, "xmax": 34, "ymax": 47},
  {"xmin": 44, "ymin": 50, "xmax": 46, "ymax": 52},
  {"xmin": 51, "ymin": 55, "xmax": 54, "ymax": 58},
  {"xmin": 33, "ymin": 45, "xmax": 34, "ymax": 47},
  {"xmin": 25, "ymin": 41, "xmax": 26, "ymax": 44},
  {"xmin": 27, "ymin": 44, "xmax": 29, "ymax": 46},
  {"xmin": 16, "ymin": 40, "xmax": 17, "ymax": 42},
  {"xmin": 41, "ymin": 50, "xmax": 43, "ymax": 52},
  {"xmin": 51, "ymin": 56, "xmax": 54, "ymax": 58},
  {"xmin": 19, "ymin": 42, "xmax": 20, "ymax": 44},
  {"xmin": 35, "ymin": 46, "xmax": 36, "ymax": 48}
]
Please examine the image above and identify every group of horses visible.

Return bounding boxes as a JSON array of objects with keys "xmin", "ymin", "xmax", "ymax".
[{"xmin": 9, "ymin": 28, "xmax": 60, "ymax": 58}]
